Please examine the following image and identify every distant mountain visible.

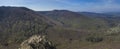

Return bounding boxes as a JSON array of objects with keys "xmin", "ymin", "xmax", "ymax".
[
  {"xmin": 78, "ymin": 12, "xmax": 120, "ymax": 17},
  {"xmin": 105, "ymin": 12, "xmax": 120, "ymax": 17},
  {"xmin": 78, "ymin": 12, "xmax": 111, "ymax": 18},
  {"xmin": 38, "ymin": 10, "xmax": 111, "ymax": 31},
  {"xmin": 78, "ymin": 12, "xmax": 120, "ymax": 26}
]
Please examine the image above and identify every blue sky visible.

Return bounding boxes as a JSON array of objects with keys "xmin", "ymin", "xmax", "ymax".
[{"xmin": 0, "ymin": 0, "xmax": 120, "ymax": 12}]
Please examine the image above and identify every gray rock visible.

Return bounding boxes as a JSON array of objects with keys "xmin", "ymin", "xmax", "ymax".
[{"xmin": 19, "ymin": 35, "xmax": 56, "ymax": 49}]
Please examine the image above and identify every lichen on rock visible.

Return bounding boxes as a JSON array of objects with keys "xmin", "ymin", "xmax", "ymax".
[{"xmin": 19, "ymin": 35, "xmax": 56, "ymax": 49}]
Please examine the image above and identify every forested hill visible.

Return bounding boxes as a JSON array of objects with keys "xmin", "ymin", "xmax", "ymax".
[{"xmin": 0, "ymin": 6, "xmax": 55, "ymax": 49}]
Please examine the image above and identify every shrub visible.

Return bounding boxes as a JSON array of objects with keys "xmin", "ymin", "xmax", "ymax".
[{"xmin": 86, "ymin": 36, "xmax": 103, "ymax": 42}]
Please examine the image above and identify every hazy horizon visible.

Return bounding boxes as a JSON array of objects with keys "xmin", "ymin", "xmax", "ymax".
[{"xmin": 0, "ymin": 0, "xmax": 120, "ymax": 13}]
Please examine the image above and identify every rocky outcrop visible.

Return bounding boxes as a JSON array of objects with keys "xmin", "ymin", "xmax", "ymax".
[
  {"xmin": 107, "ymin": 24, "xmax": 120, "ymax": 34},
  {"xmin": 19, "ymin": 35, "xmax": 56, "ymax": 49}
]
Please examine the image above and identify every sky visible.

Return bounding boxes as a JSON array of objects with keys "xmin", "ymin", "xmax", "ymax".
[{"xmin": 0, "ymin": 0, "xmax": 120, "ymax": 12}]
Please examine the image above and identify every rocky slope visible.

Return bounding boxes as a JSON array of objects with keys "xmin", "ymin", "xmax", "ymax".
[{"xmin": 0, "ymin": 6, "xmax": 57, "ymax": 49}]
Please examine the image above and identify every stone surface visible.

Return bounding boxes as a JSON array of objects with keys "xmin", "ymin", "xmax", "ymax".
[{"xmin": 19, "ymin": 35, "xmax": 56, "ymax": 49}]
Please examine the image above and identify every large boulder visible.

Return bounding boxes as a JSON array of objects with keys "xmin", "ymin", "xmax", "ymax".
[{"xmin": 19, "ymin": 35, "xmax": 56, "ymax": 49}]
